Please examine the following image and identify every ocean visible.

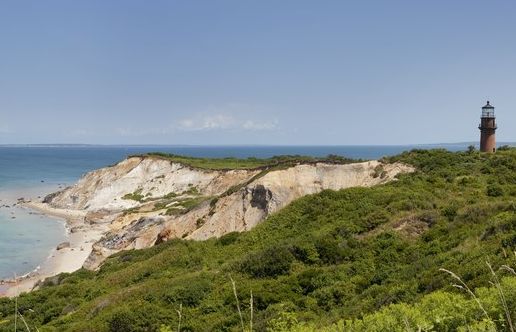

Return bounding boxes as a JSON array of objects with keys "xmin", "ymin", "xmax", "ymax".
[{"xmin": 0, "ymin": 144, "xmax": 471, "ymax": 280}]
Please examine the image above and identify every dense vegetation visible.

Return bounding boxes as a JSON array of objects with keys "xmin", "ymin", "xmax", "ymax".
[{"xmin": 1, "ymin": 148, "xmax": 515, "ymax": 331}]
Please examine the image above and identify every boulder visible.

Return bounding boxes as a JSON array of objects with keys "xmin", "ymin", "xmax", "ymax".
[{"xmin": 56, "ymin": 242, "xmax": 71, "ymax": 250}]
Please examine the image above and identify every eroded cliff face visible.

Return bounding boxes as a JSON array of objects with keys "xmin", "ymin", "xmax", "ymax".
[
  {"xmin": 187, "ymin": 161, "xmax": 411, "ymax": 240},
  {"xmin": 48, "ymin": 157, "xmax": 258, "ymax": 211},
  {"xmin": 44, "ymin": 157, "xmax": 413, "ymax": 269}
]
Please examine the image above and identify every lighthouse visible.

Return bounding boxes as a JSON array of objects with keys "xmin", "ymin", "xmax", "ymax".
[{"xmin": 479, "ymin": 101, "xmax": 497, "ymax": 153}]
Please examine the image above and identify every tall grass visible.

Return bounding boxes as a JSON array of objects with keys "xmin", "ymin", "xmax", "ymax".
[
  {"xmin": 439, "ymin": 268, "xmax": 490, "ymax": 320},
  {"xmin": 11, "ymin": 273, "xmax": 36, "ymax": 332},
  {"xmin": 230, "ymin": 275, "xmax": 245, "ymax": 332},
  {"xmin": 487, "ymin": 261, "xmax": 514, "ymax": 332},
  {"xmin": 440, "ymin": 260, "xmax": 516, "ymax": 331},
  {"xmin": 175, "ymin": 303, "xmax": 182, "ymax": 332},
  {"xmin": 230, "ymin": 276, "xmax": 254, "ymax": 332}
]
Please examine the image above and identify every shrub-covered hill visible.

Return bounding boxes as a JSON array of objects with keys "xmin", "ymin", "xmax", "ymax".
[{"xmin": 1, "ymin": 148, "xmax": 515, "ymax": 331}]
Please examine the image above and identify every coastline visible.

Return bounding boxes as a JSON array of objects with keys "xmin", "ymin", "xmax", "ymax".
[{"xmin": 0, "ymin": 201, "xmax": 107, "ymax": 297}]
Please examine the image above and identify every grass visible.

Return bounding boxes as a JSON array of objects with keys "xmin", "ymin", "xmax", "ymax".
[
  {"xmin": 122, "ymin": 186, "xmax": 207, "ymax": 217},
  {"xmin": 122, "ymin": 189, "xmax": 145, "ymax": 202},
  {"xmin": 132, "ymin": 153, "xmax": 358, "ymax": 170},
  {"xmin": 163, "ymin": 196, "xmax": 211, "ymax": 216},
  {"xmin": 0, "ymin": 148, "xmax": 515, "ymax": 331}
]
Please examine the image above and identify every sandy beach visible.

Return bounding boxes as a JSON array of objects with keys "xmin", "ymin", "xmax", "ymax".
[{"xmin": 0, "ymin": 201, "xmax": 108, "ymax": 297}]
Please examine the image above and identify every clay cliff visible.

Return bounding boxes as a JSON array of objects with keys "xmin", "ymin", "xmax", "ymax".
[{"xmin": 42, "ymin": 156, "xmax": 413, "ymax": 269}]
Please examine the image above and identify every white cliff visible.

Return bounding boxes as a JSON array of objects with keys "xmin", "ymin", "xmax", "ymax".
[{"xmin": 41, "ymin": 156, "xmax": 413, "ymax": 269}]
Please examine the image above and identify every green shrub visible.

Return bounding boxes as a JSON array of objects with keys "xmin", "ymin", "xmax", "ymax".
[
  {"xmin": 441, "ymin": 204, "xmax": 458, "ymax": 221},
  {"xmin": 487, "ymin": 184, "xmax": 504, "ymax": 197},
  {"xmin": 162, "ymin": 278, "xmax": 211, "ymax": 307},
  {"xmin": 292, "ymin": 241, "xmax": 320, "ymax": 264},
  {"xmin": 314, "ymin": 238, "xmax": 346, "ymax": 264},
  {"xmin": 239, "ymin": 245, "xmax": 294, "ymax": 278},
  {"xmin": 108, "ymin": 309, "xmax": 138, "ymax": 332},
  {"xmin": 217, "ymin": 231, "xmax": 240, "ymax": 246},
  {"xmin": 122, "ymin": 189, "xmax": 145, "ymax": 202}
]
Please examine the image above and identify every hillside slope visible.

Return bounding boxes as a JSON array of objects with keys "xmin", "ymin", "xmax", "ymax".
[{"xmin": 0, "ymin": 149, "xmax": 515, "ymax": 331}]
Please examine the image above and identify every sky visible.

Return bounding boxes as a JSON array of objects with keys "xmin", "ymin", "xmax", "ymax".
[{"xmin": 0, "ymin": 1, "xmax": 515, "ymax": 145}]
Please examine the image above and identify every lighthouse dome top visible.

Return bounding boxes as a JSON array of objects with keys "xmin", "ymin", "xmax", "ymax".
[
  {"xmin": 481, "ymin": 101, "xmax": 495, "ymax": 118},
  {"xmin": 482, "ymin": 101, "xmax": 494, "ymax": 109}
]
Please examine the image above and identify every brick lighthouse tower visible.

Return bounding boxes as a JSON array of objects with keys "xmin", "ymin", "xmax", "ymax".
[{"xmin": 479, "ymin": 101, "xmax": 497, "ymax": 153}]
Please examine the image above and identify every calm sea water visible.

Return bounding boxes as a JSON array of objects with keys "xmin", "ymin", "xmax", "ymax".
[{"xmin": 0, "ymin": 144, "xmax": 471, "ymax": 279}]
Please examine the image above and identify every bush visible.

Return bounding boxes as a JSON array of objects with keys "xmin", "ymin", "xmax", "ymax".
[
  {"xmin": 239, "ymin": 246, "xmax": 294, "ymax": 278},
  {"xmin": 314, "ymin": 238, "xmax": 346, "ymax": 264},
  {"xmin": 442, "ymin": 204, "xmax": 458, "ymax": 221},
  {"xmin": 217, "ymin": 231, "xmax": 240, "ymax": 246},
  {"xmin": 122, "ymin": 189, "xmax": 145, "ymax": 202},
  {"xmin": 486, "ymin": 185, "xmax": 504, "ymax": 197},
  {"xmin": 108, "ymin": 309, "xmax": 137, "ymax": 332},
  {"xmin": 292, "ymin": 241, "xmax": 320, "ymax": 264}
]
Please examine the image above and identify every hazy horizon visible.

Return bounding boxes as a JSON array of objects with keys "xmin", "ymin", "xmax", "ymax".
[
  {"xmin": 3, "ymin": 141, "xmax": 516, "ymax": 147},
  {"xmin": 1, "ymin": 1, "xmax": 515, "ymax": 145}
]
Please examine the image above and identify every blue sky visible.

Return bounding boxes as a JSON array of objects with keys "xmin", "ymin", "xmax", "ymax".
[{"xmin": 0, "ymin": 1, "xmax": 515, "ymax": 145}]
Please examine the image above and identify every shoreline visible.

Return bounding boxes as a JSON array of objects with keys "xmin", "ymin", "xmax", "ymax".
[{"xmin": 0, "ymin": 201, "xmax": 107, "ymax": 297}]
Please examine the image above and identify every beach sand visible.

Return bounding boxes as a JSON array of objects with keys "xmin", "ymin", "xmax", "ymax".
[{"xmin": 0, "ymin": 202, "xmax": 108, "ymax": 297}]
